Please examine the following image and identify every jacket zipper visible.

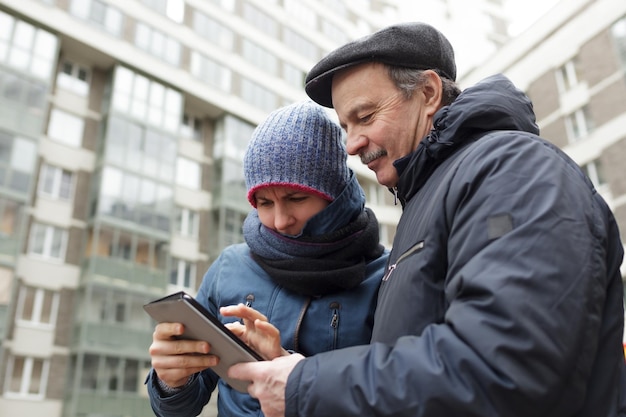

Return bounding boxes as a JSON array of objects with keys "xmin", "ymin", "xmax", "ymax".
[
  {"xmin": 329, "ymin": 302, "xmax": 340, "ymax": 350},
  {"xmin": 244, "ymin": 293, "xmax": 255, "ymax": 307},
  {"xmin": 238, "ymin": 294, "xmax": 256, "ymax": 324},
  {"xmin": 293, "ymin": 297, "xmax": 311, "ymax": 352},
  {"xmin": 382, "ymin": 240, "xmax": 425, "ymax": 282}
]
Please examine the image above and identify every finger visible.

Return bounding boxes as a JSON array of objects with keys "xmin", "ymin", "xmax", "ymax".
[
  {"xmin": 254, "ymin": 320, "xmax": 280, "ymax": 338},
  {"xmin": 153, "ymin": 322, "xmax": 184, "ymax": 340},
  {"xmin": 225, "ymin": 322, "xmax": 245, "ymax": 338},
  {"xmin": 228, "ymin": 361, "xmax": 262, "ymax": 382},
  {"xmin": 221, "ymin": 304, "xmax": 268, "ymax": 322},
  {"xmin": 149, "ymin": 338, "xmax": 210, "ymax": 356},
  {"xmin": 153, "ymin": 352, "xmax": 219, "ymax": 370}
]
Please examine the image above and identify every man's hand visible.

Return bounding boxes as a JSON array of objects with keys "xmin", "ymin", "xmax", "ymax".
[
  {"xmin": 149, "ymin": 322, "xmax": 219, "ymax": 388},
  {"xmin": 229, "ymin": 353, "xmax": 305, "ymax": 417},
  {"xmin": 221, "ymin": 304, "xmax": 289, "ymax": 360}
]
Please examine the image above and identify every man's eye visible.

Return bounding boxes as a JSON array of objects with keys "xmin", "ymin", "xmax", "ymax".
[
  {"xmin": 359, "ymin": 114, "xmax": 372, "ymax": 123},
  {"xmin": 257, "ymin": 201, "xmax": 272, "ymax": 207},
  {"xmin": 290, "ymin": 196, "xmax": 307, "ymax": 202}
]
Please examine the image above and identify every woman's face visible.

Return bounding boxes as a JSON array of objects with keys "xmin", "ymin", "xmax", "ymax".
[{"xmin": 254, "ymin": 186, "xmax": 331, "ymax": 236}]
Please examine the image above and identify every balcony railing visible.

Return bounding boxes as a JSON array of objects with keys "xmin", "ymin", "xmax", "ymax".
[
  {"xmin": 68, "ymin": 391, "xmax": 153, "ymax": 417},
  {"xmin": 0, "ymin": 235, "xmax": 18, "ymax": 265},
  {"xmin": 73, "ymin": 321, "xmax": 153, "ymax": 357},
  {"xmin": 85, "ymin": 256, "xmax": 168, "ymax": 290}
]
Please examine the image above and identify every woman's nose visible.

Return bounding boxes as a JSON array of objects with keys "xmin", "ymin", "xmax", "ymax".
[{"xmin": 273, "ymin": 207, "xmax": 295, "ymax": 232}]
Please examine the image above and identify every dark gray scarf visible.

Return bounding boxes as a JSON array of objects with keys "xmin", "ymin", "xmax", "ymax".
[{"xmin": 243, "ymin": 208, "xmax": 384, "ymax": 297}]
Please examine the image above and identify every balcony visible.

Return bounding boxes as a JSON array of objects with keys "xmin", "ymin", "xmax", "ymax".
[
  {"xmin": 73, "ymin": 321, "xmax": 153, "ymax": 357},
  {"xmin": 0, "ymin": 234, "xmax": 18, "ymax": 265},
  {"xmin": 0, "ymin": 304, "xmax": 7, "ymax": 340},
  {"xmin": 68, "ymin": 391, "xmax": 153, "ymax": 417},
  {"xmin": 85, "ymin": 256, "xmax": 168, "ymax": 291}
]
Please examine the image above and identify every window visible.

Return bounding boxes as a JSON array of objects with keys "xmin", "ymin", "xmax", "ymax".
[
  {"xmin": 89, "ymin": 284, "xmax": 155, "ymax": 331},
  {"xmin": 181, "ymin": 113, "xmax": 203, "ymax": 141},
  {"xmin": 242, "ymin": 4, "xmax": 278, "ymax": 38},
  {"xmin": 190, "ymin": 52, "xmax": 231, "ymax": 92},
  {"xmin": 176, "ymin": 207, "xmax": 199, "ymax": 237},
  {"xmin": 5, "ymin": 355, "xmax": 49, "ymax": 398},
  {"xmin": 38, "ymin": 163, "xmax": 74, "ymax": 200},
  {"xmin": 0, "ymin": 197, "xmax": 23, "ymax": 237},
  {"xmin": 0, "ymin": 130, "xmax": 37, "ymax": 193},
  {"xmin": 320, "ymin": 0, "xmax": 347, "ymax": 17},
  {"xmin": 170, "ymin": 257, "xmax": 196, "ymax": 289},
  {"xmin": 112, "ymin": 66, "xmax": 181, "ymax": 132},
  {"xmin": 284, "ymin": 0, "xmax": 316, "ymax": 28},
  {"xmin": 141, "ymin": 0, "xmax": 185, "ymax": 23},
  {"xmin": 98, "ymin": 293, "xmax": 126, "ymax": 323},
  {"xmin": 134, "ymin": 23, "xmax": 181, "ymax": 66},
  {"xmin": 223, "ymin": 208, "xmax": 245, "ymax": 246},
  {"xmin": 582, "ymin": 159, "xmax": 607, "ymax": 189},
  {"xmin": 176, "ymin": 157, "xmax": 200, "ymax": 190},
  {"xmin": 555, "ymin": 59, "xmax": 581, "ymax": 93},
  {"xmin": 611, "ymin": 16, "xmax": 626, "ymax": 66},
  {"xmin": 242, "ymin": 39, "xmax": 278, "ymax": 76},
  {"xmin": 47, "ymin": 108, "xmax": 84, "ymax": 147},
  {"xmin": 78, "ymin": 354, "xmax": 148, "ymax": 393},
  {"xmin": 28, "ymin": 222, "xmax": 68, "ymax": 260},
  {"xmin": 56, "ymin": 60, "xmax": 90, "ymax": 96},
  {"xmin": 105, "ymin": 116, "xmax": 176, "ymax": 181},
  {"xmin": 0, "ymin": 11, "xmax": 58, "ymax": 80},
  {"xmin": 283, "ymin": 63, "xmax": 305, "ymax": 88},
  {"xmin": 565, "ymin": 106, "xmax": 593, "ymax": 142},
  {"xmin": 192, "ymin": 11, "xmax": 234, "ymax": 50},
  {"xmin": 99, "ymin": 166, "xmax": 172, "ymax": 232},
  {"xmin": 321, "ymin": 20, "xmax": 348, "ymax": 45},
  {"xmin": 241, "ymin": 78, "xmax": 278, "ymax": 113},
  {"xmin": 283, "ymin": 28, "xmax": 318, "ymax": 61},
  {"xmin": 16, "ymin": 286, "xmax": 59, "ymax": 326},
  {"xmin": 69, "ymin": 0, "xmax": 123, "ymax": 36},
  {"xmin": 213, "ymin": 115, "xmax": 255, "ymax": 160},
  {"xmin": 0, "ymin": 68, "xmax": 48, "ymax": 136}
]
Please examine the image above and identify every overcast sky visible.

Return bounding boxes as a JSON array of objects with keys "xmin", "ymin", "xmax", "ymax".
[{"xmin": 395, "ymin": 0, "xmax": 561, "ymax": 75}]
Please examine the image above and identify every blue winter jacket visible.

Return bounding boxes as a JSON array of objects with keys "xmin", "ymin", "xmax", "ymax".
[
  {"xmin": 146, "ymin": 174, "xmax": 389, "ymax": 416},
  {"xmin": 285, "ymin": 74, "xmax": 626, "ymax": 416}
]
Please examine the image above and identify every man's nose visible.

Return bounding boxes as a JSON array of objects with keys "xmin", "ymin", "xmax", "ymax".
[{"xmin": 345, "ymin": 129, "xmax": 367, "ymax": 156}]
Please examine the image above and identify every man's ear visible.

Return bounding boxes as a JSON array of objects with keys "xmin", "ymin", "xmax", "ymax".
[{"xmin": 420, "ymin": 70, "xmax": 444, "ymax": 117}]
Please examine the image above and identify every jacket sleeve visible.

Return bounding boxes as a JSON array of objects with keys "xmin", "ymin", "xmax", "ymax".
[
  {"xmin": 145, "ymin": 254, "xmax": 226, "ymax": 417},
  {"xmin": 146, "ymin": 369, "xmax": 218, "ymax": 417},
  {"xmin": 285, "ymin": 133, "xmax": 622, "ymax": 417}
]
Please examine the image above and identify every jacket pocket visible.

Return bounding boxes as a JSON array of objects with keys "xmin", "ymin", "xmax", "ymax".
[{"xmin": 382, "ymin": 240, "xmax": 425, "ymax": 282}]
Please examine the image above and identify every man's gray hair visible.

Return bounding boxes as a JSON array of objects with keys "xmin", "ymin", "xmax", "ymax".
[{"xmin": 387, "ymin": 66, "xmax": 461, "ymax": 107}]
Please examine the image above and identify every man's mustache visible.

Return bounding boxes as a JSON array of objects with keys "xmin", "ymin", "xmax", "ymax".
[{"xmin": 360, "ymin": 149, "xmax": 387, "ymax": 165}]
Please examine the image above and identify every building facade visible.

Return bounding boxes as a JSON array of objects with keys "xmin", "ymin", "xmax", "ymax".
[
  {"xmin": 0, "ymin": 1, "xmax": 401, "ymax": 416},
  {"xmin": 461, "ymin": 0, "xmax": 626, "ymax": 324}
]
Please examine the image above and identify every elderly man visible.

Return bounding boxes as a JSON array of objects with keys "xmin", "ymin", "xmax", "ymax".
[{"xmin": 229, "ymin": 22, "xmax": 626, "ymax": 417}]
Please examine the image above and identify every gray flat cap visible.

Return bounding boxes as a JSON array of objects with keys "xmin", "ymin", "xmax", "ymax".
[{"xmin": 305, "ymin": 22, "xmax": 456, "ymax": 108}]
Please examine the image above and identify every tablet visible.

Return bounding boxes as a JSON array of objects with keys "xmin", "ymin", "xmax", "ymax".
[{"xmin": 143, "ymin": 291, "xmax": 263, "ymax": 393}]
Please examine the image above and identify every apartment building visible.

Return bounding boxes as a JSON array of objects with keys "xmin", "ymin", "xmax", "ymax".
[
  {"xmin": 461, "ymin": 0, "xmax": 626, "ymax": 316},
  {"xmin": 0, "ymin": 1, "xmax": 402, "ymax": 416}
]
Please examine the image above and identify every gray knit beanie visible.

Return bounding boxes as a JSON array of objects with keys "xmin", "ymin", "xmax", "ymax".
[{"xmin": 244, "ymin": 100, "xmax": 349, "ymax": 207}]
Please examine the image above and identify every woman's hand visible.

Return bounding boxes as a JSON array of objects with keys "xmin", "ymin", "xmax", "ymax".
[
  {"xmin": 149, "ymin": 322, "xmax": 218, "ymax": 388},
  {"xmin": 221, "ymin": 304, "xmax": 289, "ymax": 360}
]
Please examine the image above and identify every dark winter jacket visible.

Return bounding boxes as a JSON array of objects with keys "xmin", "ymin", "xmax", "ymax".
[{"xmin": 285, "ymin": 74, "xmax": 626, "ymax": 417}]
